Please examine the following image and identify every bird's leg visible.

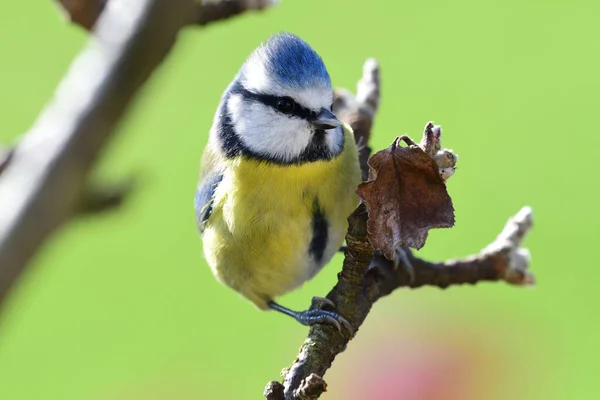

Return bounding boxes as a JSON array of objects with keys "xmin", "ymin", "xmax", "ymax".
[
  {"xmin": 394, "ymin": 247, "xmax": 416, "ymax": 284},
  {"xmin": 268, "ymin": 297, "xmax": 353, "ymax": 334}
]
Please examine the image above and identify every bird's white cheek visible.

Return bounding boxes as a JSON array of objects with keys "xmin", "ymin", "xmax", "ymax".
[
  {"xmin": 228, "ymin": 96, "xmax": 311, "ymax": 161},
  {"xmin": 245, "ymin": 113, "xmax": 310, "ymax": 161}
]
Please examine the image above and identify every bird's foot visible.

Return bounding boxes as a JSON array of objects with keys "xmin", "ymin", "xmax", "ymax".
[
  {"xmin": 268, "ymin": 297, "xmax": 353, "ymax": 334},
  {"xmin": 394, "ymin": 248, "xmax": 416, "ymax": 284}
]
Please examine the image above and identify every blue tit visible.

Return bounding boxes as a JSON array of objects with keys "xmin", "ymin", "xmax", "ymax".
[{"xmin": 195, "ymin": 32, "xmax": 361, "ymax": 330}]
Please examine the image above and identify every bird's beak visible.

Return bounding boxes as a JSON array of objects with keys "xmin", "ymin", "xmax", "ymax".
[{"xmin": 311, "ymin": 108, "xmax": 342, "ymax": 130}]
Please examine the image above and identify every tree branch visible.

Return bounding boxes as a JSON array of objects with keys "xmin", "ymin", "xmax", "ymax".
[
  {"xmin": 365, "ymin": 205, "xmax": 534, "ymax": 302},
  {"xmin": 268, "ymin": 59, "xmax": 535, "ymax": 400}
]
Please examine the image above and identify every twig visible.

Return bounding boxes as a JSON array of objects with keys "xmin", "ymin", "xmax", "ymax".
[
  {"xmin": 79, "ymin": 179, "xmax": 137, "ymax": 215},
  {"xmin": 332, "ymin": 58, "xmax": 379, "ymax": 181},
  {"xmin": 273, "ymin": 59, "xmax": 534, "ymax": 399},
  {"xmin": 365, "ymin": 206, "xmax": 534, "ymax": 301}
]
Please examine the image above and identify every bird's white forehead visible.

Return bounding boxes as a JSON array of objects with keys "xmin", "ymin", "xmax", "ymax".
[{"xmin": 240, "ymin": 57, "xmax": 333, "ymax": 111}]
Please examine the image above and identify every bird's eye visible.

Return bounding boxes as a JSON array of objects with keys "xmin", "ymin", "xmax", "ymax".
[{"xmin": 276, "ymin": 97, "xmax": 295, "ymax": 114}]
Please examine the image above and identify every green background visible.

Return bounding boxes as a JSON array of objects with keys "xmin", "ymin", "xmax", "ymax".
[{"xmin": 0, "ymin": 0, "xmax": 596, "ymax": 399}]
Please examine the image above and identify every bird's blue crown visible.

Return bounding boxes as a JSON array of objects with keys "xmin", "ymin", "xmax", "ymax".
[{"xmin": 242, "ymin": 32, "xmax": 331, "ymax": 90}]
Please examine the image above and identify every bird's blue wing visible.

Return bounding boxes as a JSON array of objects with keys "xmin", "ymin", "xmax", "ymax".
[
  {"xmin": 195, "ymin": 169, "xmax": 223, "ymax": 234},
  {"xmin": 195, "ymin": 144, "xmax": 225, "ymax": 234}
]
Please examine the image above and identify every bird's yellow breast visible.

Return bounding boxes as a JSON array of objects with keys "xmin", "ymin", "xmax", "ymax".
[{"xmin": 202, "ymin": 126, "xmax": 361, "ymax": 309}]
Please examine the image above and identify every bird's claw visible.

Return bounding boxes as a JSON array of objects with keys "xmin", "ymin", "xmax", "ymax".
[
  {"xmin": 296, "ymin": 307, "xmax": 353, "ymax": 335},
  {"xmin": 298, "ymin": 296, "xmax": 353, "ymax": 334},
  {"xmin": 310, "ymin": 296, "xmax": 337, "ymax": 310},
  {"xmin": 394, "ymin": 248, "xmax": 416, "ymax": 284},
  {"xmin": 267, "ymin": 297, "xmax": 353, "ymax": 334}
]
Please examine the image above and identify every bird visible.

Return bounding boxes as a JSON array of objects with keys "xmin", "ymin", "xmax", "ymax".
[{"xmin": 194, "ymin": 32, "xmax": 361, "ymax": 331}]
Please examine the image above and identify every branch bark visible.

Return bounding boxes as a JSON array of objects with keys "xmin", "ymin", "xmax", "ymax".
[{"xmin": 268, "ymin": 59, "xmax": 535, "ymax": 400}]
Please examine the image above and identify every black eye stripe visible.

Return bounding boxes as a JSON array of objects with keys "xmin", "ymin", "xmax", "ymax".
[{"xmin": 234, "ymin": 86, "xmax": 314, "ymax": 120}]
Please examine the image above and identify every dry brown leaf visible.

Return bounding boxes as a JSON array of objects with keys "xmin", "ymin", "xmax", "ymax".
[
  {"xmin": 356, "ymin": 136, "xmax": 455, "ymax": 259},
  {"xmin": 53, "ymin": 0, "xmax": 107, "ymax": 31}
]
